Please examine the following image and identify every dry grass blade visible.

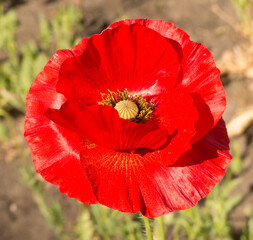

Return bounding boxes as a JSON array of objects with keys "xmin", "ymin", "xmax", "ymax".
[{"xmin": 227, "ymin": 107, "xmax": 253, "ymax": 137}]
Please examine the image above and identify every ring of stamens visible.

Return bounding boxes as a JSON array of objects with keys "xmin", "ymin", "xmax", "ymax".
[{"xmin": 98, "ymin": 89, "xmax": 156, "ymax": 123}]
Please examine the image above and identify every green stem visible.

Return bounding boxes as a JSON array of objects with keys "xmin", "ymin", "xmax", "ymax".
[
  {"xmin": 158, "ymin": 216, "xmax": 165, "ymax": 240},
  {"xmin": 143, "ymin": 217, "xmax": 153, "ymax": 240}
]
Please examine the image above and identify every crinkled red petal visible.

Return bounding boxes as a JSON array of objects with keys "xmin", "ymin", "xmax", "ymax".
[
  {"xmin": 24, "ymin": 50, "xmax": 97, "ymax": 204},
  {"xmin": 56, "ymin": 24, "xmax": 180, "ymax": 103},
  {"xmin": 152, "ymin": 87, "xmax": 198, "ymax": 165},
  {"xmin": 107, "ymin": 19, "xmax": 226, "ymax": 143},
  {"xmin": 45, "ymin": 102, "xmax": 168, "ymax": 151},
  {"xmin": 80, "ymin": 118, "xmax": 231, "ymax": 217}
]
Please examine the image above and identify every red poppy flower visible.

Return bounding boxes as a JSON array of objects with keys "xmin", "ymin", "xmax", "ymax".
[{"xmin": 24, "ymin": 19, "xmax": 231, "ymax": 217}]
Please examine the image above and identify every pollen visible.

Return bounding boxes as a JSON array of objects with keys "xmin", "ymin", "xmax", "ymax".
[
  {"xmin": 98, "ymin": 89, "xmax": 155, "ymax": 123},
  {"xmin": 115, "ymin": 100, "xmax": 139, "ymax": 120}
]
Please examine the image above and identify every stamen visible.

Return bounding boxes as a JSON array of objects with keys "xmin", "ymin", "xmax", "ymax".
[{"xmin": 98, "ymin": 89, "xmax": 155, "ymax": 122}]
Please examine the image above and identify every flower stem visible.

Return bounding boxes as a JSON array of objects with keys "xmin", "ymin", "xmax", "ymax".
[
  {"xmin": 143, "ymin": 217, "xmax": 153, "ymax": 240},
  {"xmin": 158, "ymin": 216, "xmax": 166, "ymax": 240}
]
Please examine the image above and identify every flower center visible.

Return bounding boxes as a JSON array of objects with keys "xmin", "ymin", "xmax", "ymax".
[
  {"xmin": 98, "ymin": 89, "xmax": 155, "ymax": 123},
  {"xmin": 114, "ymin": 100, "xmax": 139, "ymax": 120}
]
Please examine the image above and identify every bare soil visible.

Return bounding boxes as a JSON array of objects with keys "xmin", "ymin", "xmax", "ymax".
[{"xmin": 1, "ymin": 0, "xmax": 252, "ymax": 239}]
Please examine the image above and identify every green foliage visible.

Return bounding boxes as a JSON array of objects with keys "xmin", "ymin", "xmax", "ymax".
[
  {"xmin": 0, "ymin": 4, "xmax": 83, "ymax": 114},
  {"xmin": 51, "ymin": 5, "xmax": 83, "ymax": 50},
  {"xmin": 230, "ymin": 141, "xmax": 243, "ymax": 175},
  {"xmin": 88, "ymin": 205, "xmax": 143, "ymax": 240},
  {"xmin": 0, "ymin": 120, "xmax": 9, "ymax": 141},
  {"xmin": 241, "ymin": 208, "xmax": 253, "ymax": 240},
  {"xmin": 231, "ymin": 0, "xmax": 253, "ymax": 22},
  {"xmin": 74, "ymin": 206, "xmax": 96, "ymax": 240},
  {"xmin": 20, "ymin": 164, "xmax": 69, "ymax": 240},
  {"xmin": 39, "ymin": 15, "xmax": 52, "ymax": 51},
  {"xmin": 0, "ymin": 3, "xmax": 18, "ymax": 58},
  {"xmin": 39, "ymin": 5, "xmax": 83, "ymax": 52},
  {"xmin": 0, "ymin": 42, "xmax": 48, "ymax": 112}
]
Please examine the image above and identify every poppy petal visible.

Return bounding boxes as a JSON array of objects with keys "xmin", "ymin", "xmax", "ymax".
[
  {"xmin": 24, "ymin": 50, "xmax": 97, "ymax": 203},
  {"xmin": 152, "ymin": 87, "xmax": 198, "ymax": 165},
  {"xmin": 56, "ymin": 24, "xmax": 180, "ymax": 102},
  {"xmin": 80, "ymin": 118, "xmax": 231, "ymax": 217},
  {"xmin": 45, "ymin": 102, "xmax": 168, "ymax": 151}
]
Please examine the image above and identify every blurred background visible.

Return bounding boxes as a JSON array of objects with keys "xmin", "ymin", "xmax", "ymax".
[{"xmin": 0, "ymin": 0, "xmax": 253, "ymax": 239}]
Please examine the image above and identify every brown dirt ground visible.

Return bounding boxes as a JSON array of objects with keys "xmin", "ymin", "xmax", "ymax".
[{"xmin": 1, "ymin": 0, "xmax": 252, "ymax": 239}]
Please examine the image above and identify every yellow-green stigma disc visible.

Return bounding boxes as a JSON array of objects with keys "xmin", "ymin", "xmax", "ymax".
[{"xmin": 115, "ymin": 100, "xmax": 139, "ymax": 120}]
